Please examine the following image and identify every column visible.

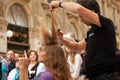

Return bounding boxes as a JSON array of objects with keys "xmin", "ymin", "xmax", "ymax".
[{"xmin": 0, "ymin": 18, "xmax": 8, "ymax": 54}]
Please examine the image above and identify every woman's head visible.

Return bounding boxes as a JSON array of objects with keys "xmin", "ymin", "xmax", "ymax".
[
  {"xmin": 38, "ymin": 43, "xmax": 71, "ymax": 80},
  {"xmin": 38, "ymin": 46, "xmax": 47, "ymax": 62},
  {"xmin": 77, "ymin": 0, "xmax": 100, "ymax": 14},
  {"xmin": 28, "ymin": 50, "xmax": 38, "ymax": 61},
  {"xmin": 42, "ymin": 44, "xmax": 66, "ymax": 66}
]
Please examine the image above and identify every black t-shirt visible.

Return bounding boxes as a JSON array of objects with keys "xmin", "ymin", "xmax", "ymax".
[
  {"xmin": 115, "ymin": 49, "xmax": 120, "ymax": 76},
  {"xmin": 85, "ymin": 15, "xmax": 116, "ymax": 78},
  {"xmin": 8, "ymin": 60, "xmax": 16, "ymax": 74}
]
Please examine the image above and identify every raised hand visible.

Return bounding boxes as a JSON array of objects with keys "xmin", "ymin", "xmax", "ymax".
[{"xmin": 49, "ymin": 1, "xmax": 60, "ymax": 11}]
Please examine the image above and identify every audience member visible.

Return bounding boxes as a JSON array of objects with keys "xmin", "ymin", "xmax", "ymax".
[
  {"xmin": 7, "ymin": 50, "xmax": 16, "ymax": 74},
  {"xmin": 1, "ymin": 56, "xmax": 8, "ymax": 80},
  {"xmin": 14, "ymin": 52, "xmax": 19, "ymax": 61},
  {"xmin": 7, "ymin": 59, "xmax": 20, "ymax": 80},
  {"xmin": 64, "ymin": 34, "xmax": 83, "ymax": 80},
  {"xmin": 27, "ymin": 49, "xmax": 44, "ymax": 80}
]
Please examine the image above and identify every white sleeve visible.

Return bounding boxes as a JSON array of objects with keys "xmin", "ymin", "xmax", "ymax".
[
  {"xmin": 71, "ymin": 54, "xmax": 83, "ymax": 78},
  {"xmin": 7, "ymin": 69, "xmax": 15, "ymax": 80},
  {"xmin": 36, "ymin": 63, "xmax": 45, "ymax": 76}
]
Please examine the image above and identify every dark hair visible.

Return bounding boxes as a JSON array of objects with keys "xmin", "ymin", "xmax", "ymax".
[{"xmin": 76, "ymin": 0, "xmax": 100, "ymax": 14}]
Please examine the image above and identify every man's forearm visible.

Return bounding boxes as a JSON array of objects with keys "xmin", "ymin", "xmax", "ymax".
[
  {"xmin": 59, "ymin": 2, "xmax": 81, "ymax": 13},
  {"xmin": 61, "ymin": 39, "xmax": 79, "ymax": 52}
]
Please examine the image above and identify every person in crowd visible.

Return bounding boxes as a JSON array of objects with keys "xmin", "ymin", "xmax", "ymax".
[
  {"xmin": 27, "ymin": 49, "xmax": 45, "ymax": 80},
  {"xmin": 7, "ymin": 58, "xmax": 20, "ymax": 80},
  {"xmin": 49, "ymin": 0, "xmax": 118, "ymax": 79},
  {"xmin": 35, "ymin": 60, "xmax": 45, "ymax": 78},
  {"xmin": 64, "ymin": 36, "xmax": 83, "ymax": 80},
  {"xmin": 1, "ymin": 55, "xmax": 8, "ymax": 80},
  {"xmin": 63, "ymin": 33, "xmax": 83, "ymax": 80},
  {"xmin": 14, "ymin": 52, "xmax": 19, "ymax": 61},
  {"xmin": 115, "ymin": 35, "xmax": 120, "ymax": 78},
  {"xmin": 7, "ymin": 50, "xmax": 16, "ymax": 74},
  {"xmin": 115, "ymin": 48, "xmax": 120, "ymax": 78}
]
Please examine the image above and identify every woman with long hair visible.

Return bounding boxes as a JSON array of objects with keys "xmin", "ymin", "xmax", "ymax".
[
  {"xmin": 37, "ymin": 43, "xmax": 71, "ymax": 80},
  {"xmin": 19, "ymin": 13, "xmax": 71, "ymax": 80},
  {"xmin": 36, "ymin": 15, "xmax": 71, "ymax": 80}
]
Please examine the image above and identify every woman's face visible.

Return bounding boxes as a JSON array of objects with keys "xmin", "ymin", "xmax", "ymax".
[
  {"xmin": 29, "ymin": 52, "xmax": 37, "ymax": 61},
  {"xmin": 38, "ymin": 47, "xmax": 47, "ymax": 63}
]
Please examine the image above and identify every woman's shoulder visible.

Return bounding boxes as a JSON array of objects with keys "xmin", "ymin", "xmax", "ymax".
[
  {"xmin": 42, "ymin": 71, "xmax": 53, "ymax": 78},
  {"xmin": 36, "ymin": 62, "xmax": 45, "ymax": 72},
  {"xmin": 38, "ymin": 62, "xmax": 44, "ymax": 67},
  {"xmin": 37, "ymin": 71, "xmax": 54, "ymax": 80}
]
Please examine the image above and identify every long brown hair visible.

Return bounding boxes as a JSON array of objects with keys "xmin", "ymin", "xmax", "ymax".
[{"xmin": 40, "ymin": 11, "xmax": 71, "ymax": 80}]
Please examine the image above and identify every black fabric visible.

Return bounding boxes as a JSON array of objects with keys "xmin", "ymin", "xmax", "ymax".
[
  {"xmin": 85, "ymin": 15, "xmax": 116, "ymax": 78},
  {"xmin": 115, "ymin": 49, "xmax": 120, "ymax": 76},
  {"xmin": 8, "ymin": 60, "xmax": 16, "ymax": 74},
  {"xmin": 89, "ymin": 72, "xmax": 118, "ymax": 80},
  {"xmin": 79, "ymin": 55, "xmax": 86, "ymax": 76},
  {"xmin": 28, "ymin": 62, "xmax": 39, "ymax": 80},
  {"xmin": 35, "ymin": 72, "xmax": 44, "ymax": 79}
]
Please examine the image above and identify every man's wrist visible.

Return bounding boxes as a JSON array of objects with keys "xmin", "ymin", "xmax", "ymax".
[{"xmin": 59, "ymin": 2, "xmax": 63, "ymax": 8}]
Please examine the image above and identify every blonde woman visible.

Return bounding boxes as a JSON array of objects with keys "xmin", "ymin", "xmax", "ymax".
[{"xmin": 64, "ymin": 35, "xmax": 83, "ymax": 80}]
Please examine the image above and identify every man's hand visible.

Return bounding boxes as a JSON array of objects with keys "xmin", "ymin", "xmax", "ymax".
[
  {"xmin": 24, "ymin": 50, "xmax": 28, "ymax": 59},
  {"xmin": 56, "ymin": 29, "xmax": 64, "ymax": 43},
  {"xmin": 49, "ymin": 1, "xmax": 60, "ymax": 11}
]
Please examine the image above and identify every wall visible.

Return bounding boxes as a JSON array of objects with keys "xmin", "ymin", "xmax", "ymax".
[{"xmin": 0, "ymin": 0, "xmax": 120, "ymax": 55}]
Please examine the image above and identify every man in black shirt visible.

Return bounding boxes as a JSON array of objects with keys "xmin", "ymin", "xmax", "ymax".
[
  {"xmin": 115, "ymin": 48, "xmax": 120, "ymax": 77},
  {"xmin": 49, "ymin": 0, "xmax": 118, "ymax": 79},
  {"xmin": 7, "ymin": 50, "xmax": 16, "ymax": 74}
]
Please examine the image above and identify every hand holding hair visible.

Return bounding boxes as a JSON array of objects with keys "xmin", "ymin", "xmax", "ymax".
[{"xmin": 57, "ymin": 29, "xmax": 64, "ymax": 35}]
